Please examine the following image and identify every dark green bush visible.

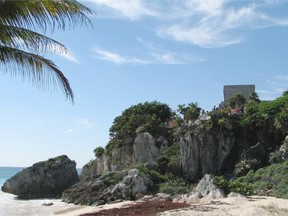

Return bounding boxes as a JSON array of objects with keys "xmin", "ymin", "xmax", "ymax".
[
  {"xmin": 231, "ymin": 161, "xmax": 288, "ymax": 198},
  {"xmin": 159, "ymin": 176, "xmax": 190, "ymax": 195},
  {"xmin": 106, "ymin": 101, "xmax": 172, "ymax": 153}
]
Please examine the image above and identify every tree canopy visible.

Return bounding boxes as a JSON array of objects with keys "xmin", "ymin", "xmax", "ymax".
[{"xmin": 107, "ymin": 101, "xmax": 172, "ymax": 152}]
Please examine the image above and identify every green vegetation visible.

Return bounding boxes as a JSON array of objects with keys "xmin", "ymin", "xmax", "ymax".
[
  {"xmin": 159, "ymin": 176, "xmax": 190, "ymax": 195},
  {"xmin": 215, "ymin": 162, "xmax": 288, "ymax": 198},
  {"xmin": 133, "ymin": 164, "xmax": 190, "ymax": 195},
  {"xmin": 161, "ymin": 143, "xmax": 181, "ymax": 176},
  {"xmin": 99, "ymin": 171, "xmax": 124, "ymax": 186},
  {"xmin": 106, "ymin": 101, "xmax": 172, "ymax": 153},
  {"xmin": 94, "ymin": 147, "xmax": 105, "ymax": 158},
  {"xmin": 90, "ymin": 90, "xmax": 288, "ymax": 198},
  {"xmin": 177, "ymin": 103, "xmax": 202, "ymax": 122},
  {"xmin": 133, "ymin": 164, "xmax": 165, "ymax": 184}
]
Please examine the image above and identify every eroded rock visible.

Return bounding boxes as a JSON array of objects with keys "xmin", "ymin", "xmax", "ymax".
[{"xmin": 1, "ymin": 155, "xmax": 79, "ymax": 199}]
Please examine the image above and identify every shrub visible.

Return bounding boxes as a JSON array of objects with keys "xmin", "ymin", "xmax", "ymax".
[
  {"xmin": 159, "ymin": 176, "xmax": 190, "ymax": 195},
  {"xmin": 230, "ymin": 161, "xmax": 288, "ymax": 198},
  {"xmin": 133, "ymin": 164, "xmax": 165, "ymax": 184},
  {"xmin": 94, "ymin": 147, "xmax": 105, "ymax": 158}
]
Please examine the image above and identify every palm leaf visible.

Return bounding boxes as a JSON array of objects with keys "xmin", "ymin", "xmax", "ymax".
[
  {"xmin": 0, "ymin": 0, "xmax": 93, "ymax": 32},
  {"xmin": 0, "ymin": 24, "xmax": 67, "ymax": 54},
  {"xmin": 0, "ymin": 45, "xmax": 74, "ymax": 102}
]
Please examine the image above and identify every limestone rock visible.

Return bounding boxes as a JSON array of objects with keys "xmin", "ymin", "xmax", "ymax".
[
  {"xmin": 62, "ymin": 171, "xmax": 125, "ymax": 205},
  {"xmin": 123, "ymin": 169, "xmax": 153, "ymax": 199},
  {"xmin": 180, "ymin": 130, "xmax": 235, "ymax": 181},
  {"xmin": 101, "ymin": 183, "xmax": 131, "ymax": 202},
  {"xmin": 80, "ymin": 132, "xmax": 167, "ymax": 180},
  {"xmin": 1, "ymin": 155, "xmax": 79, "ymax": 199},
  {"xmin": 62, "ymin": 169, "xmax": 153, "ymax": 206},
  {"xmin": 241, "ymin": 142, "xmax": 266, "ymax": 161},
  {"xmin": 196, "ymin": 174, "xmax": 226, "ymax": 199},
  {"xmin": 134, "ymin": 133, "xmax": 161, "ymax": 164},
  {"xmin": 279, "ymin": 136, "xmax": 288, "ymax": 161},
  {"xmin": 227, "ymin": 192, "xmax": 246, "ymax": 198}
]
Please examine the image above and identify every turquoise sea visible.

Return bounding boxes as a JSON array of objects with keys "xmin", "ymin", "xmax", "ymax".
[
  {"xmin": 0, "ymin": 167, "xmax": 24, "ymax": 187},
  {"xmin": 0, "ymin": 167, "xmax": 77, "ymax": 216}
]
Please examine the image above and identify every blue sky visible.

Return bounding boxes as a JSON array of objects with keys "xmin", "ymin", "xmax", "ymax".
[{"xmin": 1, "ymin": 0, "xmax": 288, "ymax": 167}]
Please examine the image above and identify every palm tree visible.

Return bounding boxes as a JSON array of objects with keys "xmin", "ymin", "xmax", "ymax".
[{"xmin": 0, "ymin": 0, "xmax": 93, "ymax": 103}]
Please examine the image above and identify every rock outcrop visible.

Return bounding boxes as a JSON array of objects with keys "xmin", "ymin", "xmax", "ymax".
[
  {"xmin": 1, "ymin": 155, "xmax": 79, "ymax": 199},
  {"xmin": 196, "ymin": 174, "xmax": 226, "ymax": 199},
  {"xmin": 81, "ymin": 132, "xmax": 168, "ymax": 180},
  {"xmin": 62, "ymin": 168, "xmax": 153, "ymax": 205}
]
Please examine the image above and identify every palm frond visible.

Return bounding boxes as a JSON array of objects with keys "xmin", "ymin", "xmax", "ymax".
[
  {"xmin": 0, "ymin": 0, "xmax": 94, "ymax": 32},
  {"xmin": 0, "ymin": 24, "xmax": 67, "ymax": 54},
  {"xmin": 0, "ymin": 45, "xmax": 74, "ymax": 102}
]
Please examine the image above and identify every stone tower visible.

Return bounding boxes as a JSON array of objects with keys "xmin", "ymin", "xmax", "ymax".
[{"xmin": 223, "ymin": 85, "xmax": 255, "ymax": 101}]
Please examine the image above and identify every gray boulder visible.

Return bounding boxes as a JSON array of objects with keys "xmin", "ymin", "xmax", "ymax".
[
  {"xmin": 1, "ymin": 155, "xmax": 79, "ymax": 199},
  {"xmin": 101, "ymin": 183, "xmax": 131, "ymax": 202},
  {"xmin": 241, "ymin": 142, "xmax": 266, "ymax": 161},
  {"xmin": 62, "ymin": 168, "xmax": 153, "ymax": 206},
  {"xmin": 62, "ymin": 171, "xmax": 125, "ymax": 205},
  {"xmin": 196, "ymin": 174, "xmax": 226, "ymax": 199},
  {"xmin": 123, "ymin": 169, "xmax": 153, "ymax": 199}
]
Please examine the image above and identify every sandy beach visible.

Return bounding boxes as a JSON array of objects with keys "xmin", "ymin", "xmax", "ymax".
[
  {"xmin": 54, "ymin": 201, "xmax": 135, "ymax": 216},
  {"xmin": 54, "ymin": 196, "xmax": 288, "ymax": 216},
  {"xmin": 159, "ymin": 196, "xmax": 288, "ymax": 216}
]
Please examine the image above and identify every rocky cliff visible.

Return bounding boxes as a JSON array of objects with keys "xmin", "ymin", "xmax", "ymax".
[
  {"xmin": 70, "ymin": 96, "xmax": 288, "ymax": 205},
  {"xmin": 81, "ymin": 132, "xmax": 168, "ymax": 180},
  {"xmin": 82, "ymin": 115, "xmax": 285, "ymax": 182},
  {"xmin": 1, "ymin": 155, "xmax": 79, "ymax": 199}
]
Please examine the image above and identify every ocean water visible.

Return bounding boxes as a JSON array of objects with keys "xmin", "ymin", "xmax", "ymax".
[{"xmin": 0, "ymin": 167, "xmax": 76, "ymax": 216}]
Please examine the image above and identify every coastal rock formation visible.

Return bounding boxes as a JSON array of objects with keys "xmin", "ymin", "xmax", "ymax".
[
  {"xmin": 83, "ymin": 129, "xmax": 240, "ymax": 182},
  {"xmin": 81, "ymin": 132, "xmax": 167, "ymax": 180},
  {"xmin": 62, "ymin": 168, "xmax": 153, "ymax": 205},
  {"xmin": 1, "ymin": 155, "xmax": 79, "ymax": 199},
  {"xmin": 180, "ymin": 127, "xmax": 236, "ymax": 181}
]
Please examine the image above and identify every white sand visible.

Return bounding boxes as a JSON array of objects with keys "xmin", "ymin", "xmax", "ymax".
[
  {"xmin": 54, "ymin": 196, "xmax": 288, "ymax": 216},
  {"xmin": 158, "ymin": 196, "xmax": 288, "ymax": 216},
  {"xmin": 53, "ymin": 201, "xmax": 135, "ymax": 216},
  {"xmin": 0, "ymin": 191, "xmax": 75, "ymax": 216}
]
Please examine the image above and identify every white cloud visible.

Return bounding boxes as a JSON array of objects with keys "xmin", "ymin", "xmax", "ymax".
[
  {"xmin": 156, "ymin": 2, "xmax": 288, "ymax": 48},
  {"xmin": 157, "ymin": 23, "xmax": 241, "ymax": 48},
  {"xmin": 184, "ymin": 0, "xmax": 225, "ymax": 15},
  {"xmin": 61, "ymin": 118, "xmax": 95, "ymax": 133},
  {"xmin": 92, "ymin": 43, "xmax": 202, "ymax": 65},
  {"xmin": 62, "ymin": 129, "xmax": 75, "ymax": 133},
  {"xmin": 138, "ymin": 38, "xmax": 203, "ymax": 64},
  {"xmin": 58, "ymin": 51, "xmax": 80, "ymax": 64},
  {"xmin": 89, "ymin": 0, "xmax": 288, "ymax": 48},
  {"xmin": 258, "ymin": 75, "xmax": 288, "ymax": 100},
  {"xmin": 89, "ymin": 0, "xmax": 158, "ymax": 20},
  {"xmin": 276, "ymin": 75, "xmax": 288, "ymax": 81},
  {"xmin": 92, "ymin": 48, "xmax": 149, "ymax": 64},
  {"xmin": 76, "ymin": 118, "xmax": 95, "ymax": 129}
]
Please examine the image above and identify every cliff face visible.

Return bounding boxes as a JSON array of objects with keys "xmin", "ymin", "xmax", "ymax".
[
  {"xmin": 81, "ymin": 132, "xmax": 168, "ymax": 180},
  {"xmin": 82, "ymin": 118, "xmax": 245, "ymax": 182},
  {"xmin": 178, "ymin": 119, "xmax": 246, "ymax": 181},
  {"xmin": 83, "ymin": 116, "xmax": 285, "ymax": 182}
]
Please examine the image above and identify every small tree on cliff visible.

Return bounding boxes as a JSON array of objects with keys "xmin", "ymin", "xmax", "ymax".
[
  {"xmin": 177, "ymin": 102, "xmax": 201, "ymax": 122},
  {"xmin": 94, "ymin": 147, "xmax": 105, "ymax": 158}
]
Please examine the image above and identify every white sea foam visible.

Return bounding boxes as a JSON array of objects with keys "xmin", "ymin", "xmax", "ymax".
[{"xmin": 0, "ymin": 191, "xmax": 75, "ymax": 216}]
